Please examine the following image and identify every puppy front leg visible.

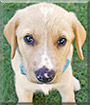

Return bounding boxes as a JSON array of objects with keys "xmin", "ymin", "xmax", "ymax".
[
  {"xmin": 16, "ymin": 84, "xmax": 33, "ymax": 102},
  {"xmin": 61, "ymin": 90, "xmax": 75, "ymax": 102},
  {"xmin": 18, "ymin": 91, "xmax": 33, "ymax": 103},
  {"xmin": 58, "ymin": 86, "xmax": 75, "ymax": 103}
]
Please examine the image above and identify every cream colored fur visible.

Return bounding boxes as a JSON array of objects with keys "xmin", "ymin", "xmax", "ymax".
[{"xmin": 4, "ymin": 2, "xmax": 86, "ymax": 104}]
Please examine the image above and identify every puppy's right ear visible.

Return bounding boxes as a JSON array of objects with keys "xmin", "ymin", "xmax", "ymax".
[
  {"xmin": 69, "ymin": 12, "xmax": 86, "ymax": 60},
  {"xmin": 4, "ymin": 13, "xmax": 19, "ymax": 59}
]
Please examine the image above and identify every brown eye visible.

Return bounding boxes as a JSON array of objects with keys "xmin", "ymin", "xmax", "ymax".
[
  {"xmin": 24, "ymin": 35, "xmax": 34, "ymax": 45},
  {"xmin": 58, "ymin": 38, "xmax": 67, "ymax": 46}
]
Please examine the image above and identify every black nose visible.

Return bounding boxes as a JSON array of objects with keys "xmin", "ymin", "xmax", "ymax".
[{"xmin": 35, "ymin": 66, "xmax": 55, "ymax": 83}]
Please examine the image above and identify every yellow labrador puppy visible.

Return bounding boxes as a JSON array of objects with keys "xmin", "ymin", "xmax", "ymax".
[{"xmin": 4, "ymin": 2, "xmax": 86, "ymax": 103}]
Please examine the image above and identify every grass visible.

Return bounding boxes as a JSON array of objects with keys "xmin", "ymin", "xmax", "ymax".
[{"xmin": 1, "ymin": 2, "xmax": 87, "ymax": 103}]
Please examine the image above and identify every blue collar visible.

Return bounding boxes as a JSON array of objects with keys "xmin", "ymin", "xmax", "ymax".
[
  {"xmin": 20, "ymin": 59, "xmax": 70, "ymax": 75},
  {"xmin": 20, "ymin": 65, "xmax": 26, "ymax": 75},
  {"xmin": 62, "ymin": 59, "xmax": 70, "ymax": 73}
]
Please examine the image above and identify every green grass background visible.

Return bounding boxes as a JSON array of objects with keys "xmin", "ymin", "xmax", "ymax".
[{"xmin": 1, "ymin": 2, "xmax": 87, "ymax": 103}]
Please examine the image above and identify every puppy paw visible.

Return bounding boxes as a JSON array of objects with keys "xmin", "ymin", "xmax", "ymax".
[{"xmin": 73, "ymin": 77, "xmax": 81, "ymax": 91}]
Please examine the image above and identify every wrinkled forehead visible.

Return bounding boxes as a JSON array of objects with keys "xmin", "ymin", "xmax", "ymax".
[{"xmin": 16, "ymin": 4, "xmax": 74, "ymax": 39}]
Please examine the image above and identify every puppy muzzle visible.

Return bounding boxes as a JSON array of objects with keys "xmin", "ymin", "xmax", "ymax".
[{"xmin": 35, "ymin": 66, "xmax": 55, "ymax": 83}]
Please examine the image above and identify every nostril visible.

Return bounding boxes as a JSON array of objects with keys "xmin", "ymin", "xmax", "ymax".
[
  {"xmin": 35, "ymin": 67, "xmax": 55, "ymax": 83},
  {"xmin": 48, "ymin": 70, "xmax": 54, "ymax": 77}
]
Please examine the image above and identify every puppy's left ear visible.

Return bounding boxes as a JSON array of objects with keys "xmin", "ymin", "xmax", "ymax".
[
  {"xmin": 70, "ymin": 12, "xmax": 86, "ymax": 60},
  {"xmin": 4, "ymin": 12, "xmax": 19, "ymax": 59}
]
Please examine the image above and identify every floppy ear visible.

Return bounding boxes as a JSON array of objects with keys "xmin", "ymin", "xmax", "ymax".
[
  {"xmin": 4, "ymin": 13, "xmax": 18, "ymax": 59},
  {"xmin": 70, "ymin": 12, "xmax": 86, "ymax": 60}
]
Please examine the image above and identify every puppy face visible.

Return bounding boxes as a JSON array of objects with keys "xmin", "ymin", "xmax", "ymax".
[{"xmin": 4, "ymin": 3, "xmax": 86, "ymax": 84}]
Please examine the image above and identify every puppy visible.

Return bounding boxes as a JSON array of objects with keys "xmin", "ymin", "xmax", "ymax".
[{"xmin": 4, "ymin": 2, "xmax": 86, "ymax": 103}]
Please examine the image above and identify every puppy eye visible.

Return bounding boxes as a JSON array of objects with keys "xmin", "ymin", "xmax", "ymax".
[
  {"xmin": 24, "ymin": 35, "xmax": 34, "ymax": 45},
  {"xmin": 58, "ymin": 38, "xmax": 67, "ymax": 46}
]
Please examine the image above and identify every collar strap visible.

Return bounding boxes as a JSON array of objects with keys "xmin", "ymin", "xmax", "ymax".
[
  {"xmin": 20, "ymin": 65, "xmax": 26, "ymax": 75},
  {"xmin": 20, "ymin": 59, "xmax": 70, "ymax": 75},
  {"xmin": 63, "ymin": 59, "xmax": 70, "ymax": 73}
]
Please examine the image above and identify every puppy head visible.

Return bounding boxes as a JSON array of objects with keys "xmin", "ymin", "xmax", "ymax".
[{"xmin": 4, "ymin": 3, "xmax": 86, "ymax": 84}]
